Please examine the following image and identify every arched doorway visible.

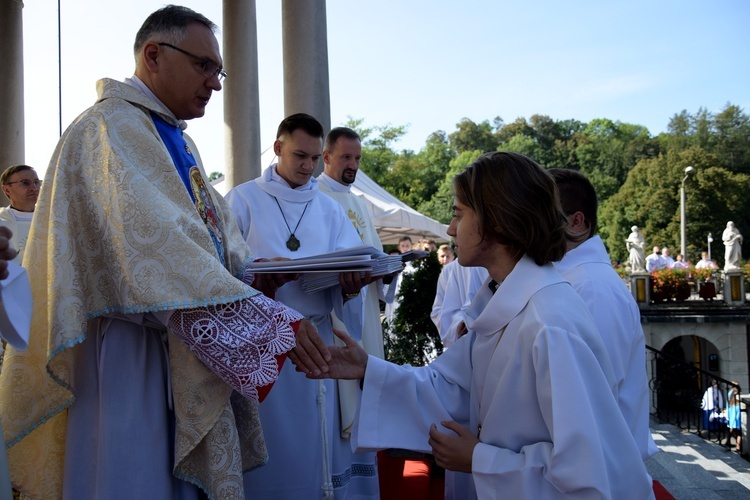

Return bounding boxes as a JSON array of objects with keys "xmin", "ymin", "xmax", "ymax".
[{"xmin": 653, "ymin": 335, "xmax": 726, "ymax": 434}]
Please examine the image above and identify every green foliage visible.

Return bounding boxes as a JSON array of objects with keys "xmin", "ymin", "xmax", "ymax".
[
  {"xmin": 384, "ymin": 254, "xmax": 443, "ymax": 366},
  {"xmin": 419, "ymin": 150, "xmax": 483, "ymax": 224},
  {"xmin": 449, "ymin": 117, "xmax": 499, "ymax": 153},
  {"xmin": 208, "ymin": 171, "xmax": 222, "ymax": 181},
  {"xmin": 341, "ymin": 104, "xmax": 750, "ymax": 275},
  {"xmin": 661, "ymin": 104, "xmax": 750, "ymax": 174},
  {"xmin": 344, "ymin": 117, "xmax": 409, "ymax": 185},
  {"xmin": 599, "ymin": 145, "xmax": 750, "ymax": 265}
]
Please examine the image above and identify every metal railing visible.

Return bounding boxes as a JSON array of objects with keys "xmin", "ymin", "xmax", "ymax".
[{"xmin": 647, "ymin": 345, "xmax": 745, "ymax": 452}]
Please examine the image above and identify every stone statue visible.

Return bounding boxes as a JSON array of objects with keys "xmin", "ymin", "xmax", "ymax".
[
  {"xmin": 626, "ymin": 225, "xmax": 646, "ymax": 272},
  {"xmin": 723, "ymin": 221, "xmax": 743, "ymax": 271}
]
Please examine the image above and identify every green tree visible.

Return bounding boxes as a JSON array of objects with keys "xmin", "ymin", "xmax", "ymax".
[
  {"xmin": 713, "ymin": 103, "xmax": 750, "ymax": 173},
  {"xmin": 599, "ymin": 147, "xmax": 750, "ymax": 265},
  {"xmin": 418, "ymin": 150, "xmax": 483, "ymax": 224},
  {"xmin": 449, "ymin": 117, "xmax": 499, "ymax": 153},
  {"xmin": 384, "ymin": 254, "xmax": 443, "ymax": 366},
  {"xmin": 344, "ymin": 117, "xmax": 409, "ymax": 185}
]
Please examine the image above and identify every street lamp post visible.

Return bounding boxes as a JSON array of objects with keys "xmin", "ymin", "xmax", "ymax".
[
  {"xmin": 708, "ymin": 233, "xmax": 713, "ymax": 260},
  {"xmin": 680, "ymin": 166, "xmax": 695, "ymax": 259}
]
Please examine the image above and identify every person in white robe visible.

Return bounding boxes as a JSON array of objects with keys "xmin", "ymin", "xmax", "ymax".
[
  {"xmin": 549, "ymin": 168, "xmax": 658, "ymax": 462},
  {"xmin": 646, "ymin": 246, "xmax": 666, "ymax": 272},
  {"xmin": 0, "ymin": 8, "xmax": 329, "ymax": 499},
  {"xmin": 317, "ymin": 127, "xmax": 398, "ymax": 360},
  {"xmin": 696, "ymin": 251, "xmax": 718, "ymax": 269},
  {"xmin": 226, "ymin": 114, "xmax": 380, "ymax": 499},
  {"xmin": 317, "ymin": 127, "xmax": 400, "ymax": 447},
  {"xmin": 0, "ymin": 165, "xmax": 40, "ymax": 264},
  {"xmin": 311, "ymin": 152, "xmax": 654, "ymax": 499},
  {"xmin": 661, "ymin": 246, "xmax": 676, "ymax": 268},
  {"xmin": 431, "ymin": 260, "xmax": 488, "ymax": 348}
]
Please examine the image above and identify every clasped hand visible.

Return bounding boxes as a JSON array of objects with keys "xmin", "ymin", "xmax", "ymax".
[
  {"xmin": 428, "ymin": 421, "xmax": 479, "ymax": 473},
  {"xmin": 287, "ymin": 319, "xmax": 331, "ymax": 377},
  {"xmin": 293, "ymin": 327, "xmax": 368, "ymax": 380}
]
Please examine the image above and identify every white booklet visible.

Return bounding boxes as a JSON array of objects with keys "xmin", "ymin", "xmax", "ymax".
[
  {"xmin": 0, "ymin": 262, "xmax": 32, "ymax": 350},
  {"xmin": 246, "ymin": 245, "xmax": 386, "ymax": 273}
]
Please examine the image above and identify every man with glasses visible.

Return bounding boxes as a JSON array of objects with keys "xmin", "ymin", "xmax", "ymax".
[
  {"xmin": 0, "ymin": 6, "xmax": 330, "ymax": 499},
  {"xmin": 0, "ymin": 165, "xmax": 40, "ymax": 263}
]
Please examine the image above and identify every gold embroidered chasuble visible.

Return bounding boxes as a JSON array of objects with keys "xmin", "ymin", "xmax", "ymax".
[{"xmin": 0, "ymin": 79, "xmax": 270, "ymax": 498}]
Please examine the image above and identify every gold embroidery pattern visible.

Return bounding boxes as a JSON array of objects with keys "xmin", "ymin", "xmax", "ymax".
[
  {"xmin": 346, "ymin": 208, "xmax": 367, "ymax": 242},
  {"xmin": 0, "ymin": 79, "xmax": 267, "ymax": 498}
]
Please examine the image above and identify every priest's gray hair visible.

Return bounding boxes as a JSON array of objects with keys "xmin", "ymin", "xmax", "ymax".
[{"xmin": 134, "ymin": 5, "xmax": 217, "ymax": 58}]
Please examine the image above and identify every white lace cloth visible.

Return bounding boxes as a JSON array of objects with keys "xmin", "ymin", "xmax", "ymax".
[{"xmin": 168, "ymin": 294, "xmax": 302, "ymax": 402}]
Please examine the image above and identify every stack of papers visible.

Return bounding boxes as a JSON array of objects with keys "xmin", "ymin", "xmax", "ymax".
[{"xmin": 245, "ymin": 245, "xmax": 406, "ymax": 294}]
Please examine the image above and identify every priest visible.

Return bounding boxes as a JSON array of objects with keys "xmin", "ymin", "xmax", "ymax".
[{"xmin": 0, "ymin": 7, "xmax": 328, "ymax": 499}]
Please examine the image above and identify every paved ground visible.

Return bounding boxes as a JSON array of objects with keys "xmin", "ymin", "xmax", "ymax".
[{"xmin": 647, "ymin": 418, "xmax": 750, "ymax": 499}]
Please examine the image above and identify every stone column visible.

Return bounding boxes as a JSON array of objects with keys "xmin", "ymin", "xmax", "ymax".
[
  {"xmin": 223, "ymin": 0, "xmax": 262, "ymax": 187},
  {"xmin": 0, "ymin": 0, "xmax": 25, "ymax": 206},
  {"xmin": 281, "ymin": 0, "xmax": 330, "ymax": 176}
]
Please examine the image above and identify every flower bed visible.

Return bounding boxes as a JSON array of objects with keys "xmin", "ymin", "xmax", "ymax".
[{"xmin": 651, "ymin": 268, "xmax": 691, "ymax": 302}]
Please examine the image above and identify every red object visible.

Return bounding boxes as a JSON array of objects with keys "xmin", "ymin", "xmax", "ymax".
[
  {"xmin": 257, "ymin": 320, "xmax": 301, "ymax": 402},
  {"xmin": 377, "ymin": 450, "xmax": 444, "ymax": 499},
  {"xmin": 699, "ymin": 282, "xmax": 717, "ymax": 300},
  {"xmin": 653, "ymin": 480, "xmax": 674, "ymax": 500},
  {"xmin": 377, "ymin": 450, "xmax": 672, "ymax": 499}
]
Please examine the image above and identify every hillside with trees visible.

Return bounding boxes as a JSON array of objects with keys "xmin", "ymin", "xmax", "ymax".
[{"xmin": 347, "ymin": 103, "xmax": 750, "ymax": 267}]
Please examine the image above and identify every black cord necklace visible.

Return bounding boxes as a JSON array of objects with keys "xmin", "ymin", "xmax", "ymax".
[{"xmin": 273, "ymin": 196, "xmax": 310, "ymax": 251}]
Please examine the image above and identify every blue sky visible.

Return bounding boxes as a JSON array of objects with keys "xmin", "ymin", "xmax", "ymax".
[{"xmin": 22, "ymin": 1, "xmax": 750, "ymax": 176}]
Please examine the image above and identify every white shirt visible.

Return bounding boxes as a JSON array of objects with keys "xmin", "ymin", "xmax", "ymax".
[
  {"xmin": 645, "ymin": 252, "xmax": 665, "ymax": 272},
  {"xmin": 0, "ymin": 206, "xmax": 34, "ymax": 264},
  {"xmin": 431, "ymin": 261, "xmax": 488, "ymax": 348},
  {"xmin": 696, "ymin": 258, "xmax": 717, "ymax": 269}
]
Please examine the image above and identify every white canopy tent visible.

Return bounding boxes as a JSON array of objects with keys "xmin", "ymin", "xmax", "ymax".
[
  {"xmin": 348, "ymin": 169, "xmax": 449, "ymax": 245},
  {"xmin": 210, "ymin": 149, "xmax": 449, "ymax": 246}
]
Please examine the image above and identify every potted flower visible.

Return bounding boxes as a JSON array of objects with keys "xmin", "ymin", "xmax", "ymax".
[{"xmin": 651, "ymin": 268, "xmax": 691, "ymax": 302}]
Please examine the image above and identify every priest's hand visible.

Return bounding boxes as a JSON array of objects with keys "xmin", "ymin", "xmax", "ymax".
[
  {"xmin": 307, "ymin": 327, "xmax": 368, "ymax": 380},
  {"xmin": 339, "ymin": 270, "xmax": 373, "ymax": 297},
  {"xmin": 428, "ymin": 421, "xmax": 479, "ymax": 473},
  {"xmin": 0, "ymin": 227, "xmax": 16, "ymax": 280},
  {"xmin": 288, "ymin": 319, "xmax": 331, "ymax": 377}
]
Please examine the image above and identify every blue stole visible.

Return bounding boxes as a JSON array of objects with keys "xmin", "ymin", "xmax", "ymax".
[{"xmin": 151, "ymin": 112, "xmax": 226, "ymax": 267}]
